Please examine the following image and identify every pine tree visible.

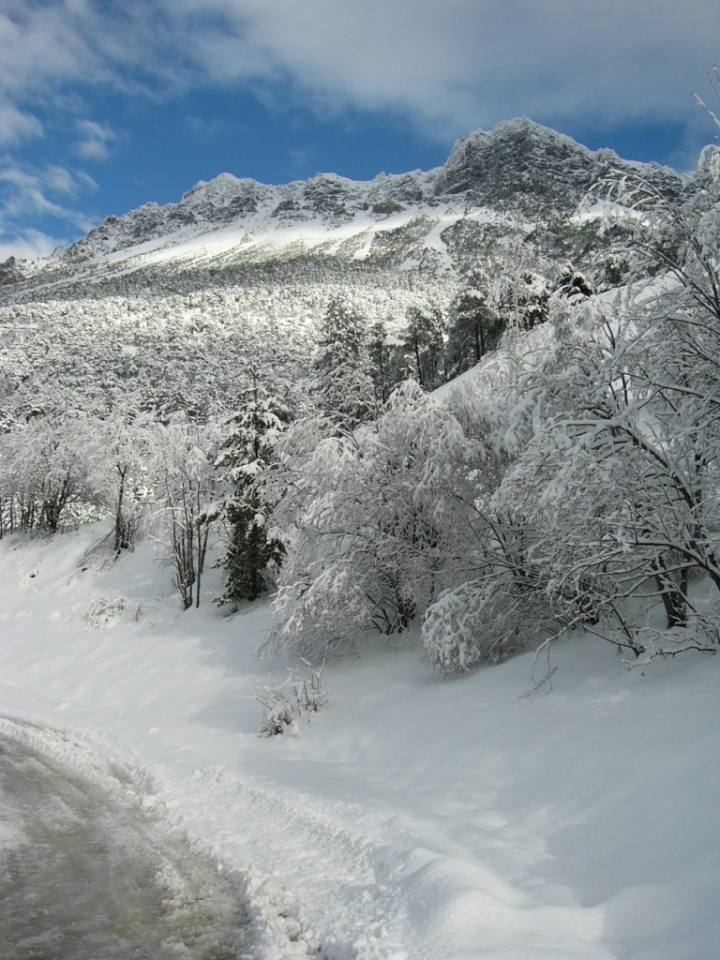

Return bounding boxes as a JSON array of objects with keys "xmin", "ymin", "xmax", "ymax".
[
  {"xmin": 402, "ymin": 305, "xmax": 447, "ymax": 390},
  {"xmin": 495, "ymin": 271, "xmax": 552, "ymax": 331},
  {"xmin": 312, "ymin": 297, "xmax": 376, "ymax": 428},
  {"xmin": 555, "ymin": 265, "xmax": 594, "ymax": 301},
  {"xmin": 368, "ymin": 319, "xmax": 404, "ymax": 406},
  {"xmin": 216, "ymin": 369, "xmax": 286, "ymax": 603},
  {"xmin": 447, "ymin": 271, "xmax": 502, "ymax": 375}
]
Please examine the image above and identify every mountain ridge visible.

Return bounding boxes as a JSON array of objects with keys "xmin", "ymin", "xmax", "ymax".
[{"xmin": 24, "ymin": 117, "xmax": 682, "ymax": 272}]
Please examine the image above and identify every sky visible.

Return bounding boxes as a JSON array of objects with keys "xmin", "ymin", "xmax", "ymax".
[{"xmin": 1, "ymin": 0, "xmax": 719, "ymax": 262}]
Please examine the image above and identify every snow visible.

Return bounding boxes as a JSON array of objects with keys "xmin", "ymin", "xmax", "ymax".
[
  {"xmin": 0, "ymin": 523, "xmax": 718, "ymax": 959},
  {"xmin": 33, "ymin": 200, "xmax": 471, "ymax": 284},
  {"xmin": 99, "ymin": 207, "xmax": 424, "ymax": 269},
  {"xmin": 569, "ymin": 200, "xmax": 644, "ymax": 225}
]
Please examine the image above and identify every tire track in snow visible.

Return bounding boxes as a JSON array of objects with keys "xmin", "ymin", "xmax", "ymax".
[{"xmin": 165, "ymin": 763, "xmax": 423, "ymax": 960}]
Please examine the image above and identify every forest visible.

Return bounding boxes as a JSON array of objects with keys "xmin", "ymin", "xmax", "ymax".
[{"xmin": 1, "ymin": 136, "xmax": 719, "ymax": 674}]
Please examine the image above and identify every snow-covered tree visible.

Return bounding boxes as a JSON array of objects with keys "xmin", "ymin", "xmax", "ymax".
[
  {"xmin": 154, "ymin": 419, "xmax": 220, "ymax": 610},
  {"xmin": 402, "ymin": 305, "xmax": 447, "ymax": 390},
  {"xmin": 425, "ymin": 118, "xmax": 720, "ymax": 667},
  {"xmin": 447, "ymin": 270, "xmax": 502, "ymax": 374},
  {"xmin": 263, "ymin": 380, "xmax": 486, "ymax": 662},
  {"xmin": 0, "ymin": 416, "xmax": 102, "ymax": 534},
  {"xmin": 555, "ymin": 265, "xmax": 594, "ymax": 301},
  {"xmin": 494, "ymin": 270, "xmax": 552, "ymax": 332},
  {"xmin": 215, "ymin": 369, "xmax": 286, "ymax": 603},
  {"xmin": 424, "ymin": 160, "xmax": 720, "ymax": 668},
  {"xmin": 368, "ymin": 319, "xmax": 403, "ymax": 405},
  {"xmin": 90, "ymin": 415, "xmax": 155, "ymax": 554},
  {"xmin": 426, "ymin": 184, "xmax": 720, "ymax": 668},
  {"xmin": 312, "ymin": 297, "xmax": 376, "ymax": 429}
]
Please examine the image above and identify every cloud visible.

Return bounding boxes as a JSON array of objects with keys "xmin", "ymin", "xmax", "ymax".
[
  {"xmin": 0, "ymin": 159, "xmax": 96, "ymax": 259},
  {"xmin": 0, "ymin": 1, "xmax": 162, "ymax": 97},
  {"xmin": 44, "ymin": 164, "xmax": 78, "ymax": 195},
  {"xmin": 41, "ymin": 163, "xmax": 97, "ymax": 195},
  {"xmin": 184, "ymin": 115, "xmax": 231, "ymax": 138},
  {"xmin": 75, "ymin": 119, "xmax": 117, "ymax": 161},
  {"xmin": 76, "ymin": 169, "xmax": 99, "ymax": 191},
  {"xmin": 0, "ymin": 101, "xmax": 42, "ymax": 146},
  {"xmin": 162, "ymin": 0, "xmax": 720, "ymax": 138},
  {"xmin": 0, "ymin": 227, "xmax": 66, "ymax": 261},
  {"xmin": 0, "ymin": 165, "xmax": 72, "ymax": 219},
  {"xmin": 1, "ymin": 1, "xmax": 718, "ymax": 146}
]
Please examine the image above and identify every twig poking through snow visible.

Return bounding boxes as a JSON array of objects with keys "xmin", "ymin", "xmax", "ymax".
[{"xmin": 519, "ymin": 665, "xmax": 557, "ymax": 699}]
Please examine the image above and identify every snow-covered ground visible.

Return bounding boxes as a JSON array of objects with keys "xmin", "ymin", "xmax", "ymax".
[{"xmin": 0, "ymin": 523, "xmax": 718, "ymax": 960}]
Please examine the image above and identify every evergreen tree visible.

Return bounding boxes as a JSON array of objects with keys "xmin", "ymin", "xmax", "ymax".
[
  {"xmin": 447, "ymin": 271, "xmax": 502, "ymax": 375},
  {"xmin": 368, "ymin": 319, "xmax": 404, "ymax": 406},
  {"xmin": 313, "ymin": 297, "xmax": 376, "ymax": 428},
  {"xmin": 555, "ymin": 265, "xmax": 594, "ymax": 301},
  {"xmin": 216, "ymin": 369, "xmax": 286, "ymax": 603},
  {"xmin": 402, "ymin": 305, "xmax": 447, "ymax": 390},
  {"xmin": 495, "ymin": 270, "xmax": 552, "ymax": 331}
]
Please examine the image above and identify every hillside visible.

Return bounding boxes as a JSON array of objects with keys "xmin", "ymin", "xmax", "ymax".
[
  {"xmin": 0, "ymin": 118, "xmax": 685, "ymax": 427},
  {"xmin": 1, "ymin": 118, "xmax": 682, "ymax": 295}
]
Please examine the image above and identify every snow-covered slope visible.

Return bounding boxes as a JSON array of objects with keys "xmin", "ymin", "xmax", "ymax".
[
  {"xmin": 68, "ymin": 118, "xmax": 678, "ymax": 261},
  {"xmin": 0, "ymin": 524, "xmax": 717, "ymax": 960}
]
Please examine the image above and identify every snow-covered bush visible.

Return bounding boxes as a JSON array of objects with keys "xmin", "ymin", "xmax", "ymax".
[
  {"xmin": 0, "ymin": 416, "xmax": 104, "ymax": 534},
  {"xmin": 254, "ymin": 661, "xmax": 330, "ymax": 736},
  {"xmin": 254, "ymin": 677, "xmax": 297, "ymax": 736},
  {"xmin": 422, "ymin": 578, "xmax": 539, "ymax": 673},
  {"xmin": 84, "ymin": 596, "xmax": 128, "ymax": 629}
]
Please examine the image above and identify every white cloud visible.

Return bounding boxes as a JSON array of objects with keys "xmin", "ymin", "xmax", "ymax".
[
  {"xmin": 44, "ymin": 164, "xmax": 78, "ymax": 195},
  {"xmin": 185, "ymin": 115, "xmax": 231, "ymax": 138},
  {"xmin": 162, "ymin": 0, "xmax": 720, "ymax": 138},
  {"xmin": 0, "ymin": 159, "xmax": 97, "ymax": 256},
  {"xmin": 1, "ymin": 1, "xmax": 718, "ymax": 144},
  {"xmin": 76, "ymin": 169, "xmax": 99, "ymax": 191},
  {"xmin": 0, "ymin": 101, "xmax": 42, "ymax": 146},
  {"xmin": 0, "ymin": 1, "xmax": 155, "ymax": 96},
  {"xmin": 0, "ymin": 227, "xmax": 66, "ymax": 261},
  {"xmin": 75, "ymin": 119, "xmax": 117, "ymax": 161},
  {"xmin": 0, "ymin": 165, "xmax": 72, "ymax": 219}
]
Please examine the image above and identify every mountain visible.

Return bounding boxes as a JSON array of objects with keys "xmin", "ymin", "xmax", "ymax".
[
  {"xmin": 2, "ymin": 118, "xmax": 682, "ymax": 294},
  {"xmin": 0, "ymin": 118, "xmax": 687, "ymax": 422},
  {"xmin": 435, "ymin": 119, "xmax": 681, "ymax": 210}
]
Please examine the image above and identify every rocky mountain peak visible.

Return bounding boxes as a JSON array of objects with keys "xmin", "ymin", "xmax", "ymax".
[
  {"xmin": 434, "ymin": 118, "xmax": 682, "ymax": 214},
  {"xmin": 178, "ymin": 174, "xmax": 266, "ymax": 218}
]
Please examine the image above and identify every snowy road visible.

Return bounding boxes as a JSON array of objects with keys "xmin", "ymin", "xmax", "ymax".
[{"xmin": 0, "ymin": 720, "xmax": 252, "ymax": 960}]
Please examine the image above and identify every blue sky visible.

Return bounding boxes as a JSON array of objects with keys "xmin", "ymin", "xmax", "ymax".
[{"xmin": 1, "ymin": 0, "xmax": 718, "ymax": 261}]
